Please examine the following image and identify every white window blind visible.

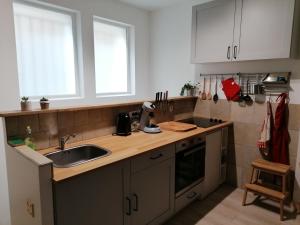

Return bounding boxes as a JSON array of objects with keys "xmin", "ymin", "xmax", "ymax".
[
  {"xmin": 13, "ymin": 2, "xmax": 79, "ymax": 98},
  {"xmin": 93, "ymin": 18, "xmax": 133, "ymax": 95}
]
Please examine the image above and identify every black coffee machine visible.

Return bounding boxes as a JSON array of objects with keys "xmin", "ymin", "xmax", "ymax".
[{"xmin": 116, "ymin": 112, "xmax": 131, "ymax": 136}]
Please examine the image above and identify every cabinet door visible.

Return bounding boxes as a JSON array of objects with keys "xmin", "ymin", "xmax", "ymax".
[
  {"xmin": 131, "ymin": 159, "xmax": 175, "ymax": 225},
  {"xmin": 203, "ymin": 130, "xmax": 222, "ymax": 198},
  {"xmin": 236, "ymin": 0, "xmax": 295, "ymax": 60},
  {"xmin": 191, "ymin": 0, "xmax": 236, "ymax": 63},
  {"xmin": 54, "ymin": 161, "xmax": 130, "ymax": 225}
]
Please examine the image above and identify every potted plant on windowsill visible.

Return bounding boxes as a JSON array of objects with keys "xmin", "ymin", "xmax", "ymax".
[
  {"xmin": 180, "ymin": 82, "xmax": 197, "ymax": 96},
  {"xmin": 40, "ymin": 97, "xmax": 50, "ymax": 110},
  {"xmin": 20, "ymin": 97, "xmax": 31, "ymax": 111}
]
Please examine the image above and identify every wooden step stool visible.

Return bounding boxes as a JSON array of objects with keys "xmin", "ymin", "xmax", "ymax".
[{"xmin": 242, "ymin": 158, "xmax": 291, "ymax": 221}]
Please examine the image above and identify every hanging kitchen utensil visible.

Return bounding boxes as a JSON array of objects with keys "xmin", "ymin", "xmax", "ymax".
[
  {"xmin": 221, "ymin": 77, "xmax": 241, "ymax": 101},
  {"xmin": 201, "ymin": 78, "xmax": 207, "ymax": 100},
  {"xmin": 207, "ymin": 76, "xmax": 212, "ymax": 100},
  {"xmin": 213, "ymin": 76, "xmax": 219, "ymax": 103},
  {"xmin": 255, "ymin": 75, "xmax": 266, "ymax": 104},
  {"xmin": 243, "ymin": 78, "xmax": 253, "ymax": 105},
  {"xmin": 238, "ymin": 77, "xmax": 246, "ymax": 107}
]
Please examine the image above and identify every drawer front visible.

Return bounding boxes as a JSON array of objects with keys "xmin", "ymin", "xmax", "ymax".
[
  {"xmin": 131, "ymin": 144, "xmax": 175, "ymax": 173},
  {"xmin": 175, "ymin": 182, "xmax": 203, "ymax": 213},
  {"xmin": 176, "ymin": 135, "xmax": 205, "ymax": 153}
]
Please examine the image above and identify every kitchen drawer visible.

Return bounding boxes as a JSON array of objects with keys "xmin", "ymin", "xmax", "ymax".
[
  {"xmin": 131, "ymin": 144, "xmax": 175, "ymax": 173},
  {"xmin": 176, "ymin": 135, "xmax": 205, "ymax": 153},
  {"xmin": 175, "ymin": 182, "xmax": 203, "ymax": 213}
]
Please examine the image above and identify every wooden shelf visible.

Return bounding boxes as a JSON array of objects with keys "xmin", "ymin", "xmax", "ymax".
[
  {"xmin": 0, "ymin": 96, "xmax": 197, "ymax": 117},
  {"xmin": 252, "ymin": 159, "xmax": 290, "ymax": 175},
  {"xmin": 244, "ymin": 183, "xmax": 287, "ymax": 200}
]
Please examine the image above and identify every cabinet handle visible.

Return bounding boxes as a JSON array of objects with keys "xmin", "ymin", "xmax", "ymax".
[
  {"xmin": 187, "ymin": 191, "xmax": 197, "ymax": 199},
  {"xmin": 126, "ymin": 197, "xmax": 131, "ymax": 215},
  {"xmin": 133, "ymin": 194, "xmax": 139, "ymax": 211},
  {"xmin": 227, "ymin": 46, "xmax": 231, "ymax": 60},
  {"xmin": 150, "ymin": 153, "xmax": 163, "ymax": 160},
  {"xmin": 233, "ymin": 46, "xmax": 238, "ymax": 59}
]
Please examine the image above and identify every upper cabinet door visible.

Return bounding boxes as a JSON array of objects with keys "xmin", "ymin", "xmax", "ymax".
[
  {"xmin": 191, "ymin": 0, "xmax": 236, "ymax": 63},
  {"xmin": 235, "ymin": 0, "xmax": 295, "ymax": 61}
]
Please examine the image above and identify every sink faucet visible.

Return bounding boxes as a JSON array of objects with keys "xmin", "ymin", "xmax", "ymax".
[{"xmin": 59, "ymin": 134, "xmax": 76, "ymax": 150}]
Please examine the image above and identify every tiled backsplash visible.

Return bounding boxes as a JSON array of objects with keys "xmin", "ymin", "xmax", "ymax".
[
  {"xmin": 194, "ymin": 98, "xmax": 300, "ymax": 192},
  {"xmin": 5, "ymin": 98, "xmax": 196, "ymax": 150}
]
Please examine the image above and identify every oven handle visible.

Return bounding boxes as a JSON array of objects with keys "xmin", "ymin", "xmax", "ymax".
[
  {"xmin": 187, "ymin": 191, "xmax": 197, "ymax": 199},
  {"xmin": 183, "ymin": 147, "xmax": 205, "ymax": 157}
]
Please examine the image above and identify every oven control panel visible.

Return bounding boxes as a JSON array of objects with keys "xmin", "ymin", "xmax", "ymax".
[{"xmin": 176, "ymin": 135, "xmax": 206, "ymax": 153}]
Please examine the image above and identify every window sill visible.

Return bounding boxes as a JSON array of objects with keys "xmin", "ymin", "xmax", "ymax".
[
  {"xmin": 96, "ymin": 93, "xmax": 135, "ymax": 98},
  {"xmin": 26, "ymin": 96, "xmax": 84, "ymax": 102}
]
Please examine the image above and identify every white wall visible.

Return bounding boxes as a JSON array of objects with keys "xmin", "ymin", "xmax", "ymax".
[
  {"xmin": 149, "ymin": 0, "xmax": 300, "ymax": 104},
  {"xmin": 149, "ymin": 0, "xmax": 210, "ymax": 97}
]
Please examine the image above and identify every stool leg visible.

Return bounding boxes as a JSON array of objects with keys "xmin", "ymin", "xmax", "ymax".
[
  {"xmin": 242, "ymin": 189, "xmax": 248, "ymax": 206},
  {"xmin": 250, "ymin": 167, "xmax": 255, "ymax": 184},
  {"xmin": 280, "ymin": 200, "xmax": 284, "ymax": 221}
]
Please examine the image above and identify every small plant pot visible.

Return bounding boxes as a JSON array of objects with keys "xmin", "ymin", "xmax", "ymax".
[
  {"xmin": 40, "ymin": 102, "xmax": 50, "ymax": 110},
  {"xmin": 186, "ymin": 89, "xmax": 196, "ymax": 97},
  {"xmin": 20, "ymin": 102, "xmax": 31, "ymax": 111}
]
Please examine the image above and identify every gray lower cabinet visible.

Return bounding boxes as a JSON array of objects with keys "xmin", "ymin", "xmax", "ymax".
[
  {"xmin": 130, "ymin": 144, "xmax": 175, "ymax": 225},
  {"xmin": 130, "ymin": 159, "xmax": 175, "ymax": 225},
  {"xmin": 53, "ymin": 144, "xmax": 175, "ymax": 225},
  {"xmin": 54, "ymin": 161, "xmax": 130, "ymax": 225}
]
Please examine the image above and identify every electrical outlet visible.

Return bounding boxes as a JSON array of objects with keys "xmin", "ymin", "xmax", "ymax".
[
  {"xmin": 26, "ymin": 200, "xmax": 35, "ymax": 218},
  {"xmin": 129, "ymin": 111, "xmax": 140, "ymax": 120}
]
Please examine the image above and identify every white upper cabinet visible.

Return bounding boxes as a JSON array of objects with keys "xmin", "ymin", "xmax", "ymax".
[
  {"xmin": 235, "ymin": 0, "xmax": 295, "ymax": 60},
  {"xmin": 192, "ymin": 0, "xmax": 298, "ymax": 63},
  {"xmin": 191, "ymin": 0, "xmax": 236, "ymax": 63}
]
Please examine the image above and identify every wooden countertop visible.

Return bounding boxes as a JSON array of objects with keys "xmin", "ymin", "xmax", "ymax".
[{"xmin": 35, "ymin": 121, "xmax": 232, "ymax": 182}]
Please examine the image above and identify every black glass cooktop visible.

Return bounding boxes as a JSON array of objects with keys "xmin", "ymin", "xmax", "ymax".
[{"xmin": 178, "ymin": 117, "xmax": 225, "ymax": 128}]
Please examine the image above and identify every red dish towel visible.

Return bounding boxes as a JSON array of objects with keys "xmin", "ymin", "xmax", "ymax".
[
  {"xmin": 272, "ymin": 93, "xmax": 290, "ymax": 165},
  {"xmin": 222, "ymin": 78, "xmax": 241, "ymax": 101}
]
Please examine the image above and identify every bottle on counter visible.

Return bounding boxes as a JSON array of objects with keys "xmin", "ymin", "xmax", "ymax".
[{"xmin": 24, "ymin": 126, "xmax": 36, "ymax": 150}]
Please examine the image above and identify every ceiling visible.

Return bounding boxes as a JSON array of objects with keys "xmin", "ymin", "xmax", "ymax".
[{"xmin": 118, "ymin": 0, "xmax": 187, "ymax": 11}]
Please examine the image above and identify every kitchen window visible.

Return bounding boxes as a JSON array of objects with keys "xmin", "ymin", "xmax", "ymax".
[
  {"xmin": 93, "ymin": 17, "xmax": 135, "ymax": 96},
  {"xmin": 13, "ymin": 1, "xmax": 81, "ymax": 99}
]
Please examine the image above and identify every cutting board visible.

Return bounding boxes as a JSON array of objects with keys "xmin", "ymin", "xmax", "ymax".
[{"xmin": 159, "ymin": 121, "xmax": 197, "ymax": 132}]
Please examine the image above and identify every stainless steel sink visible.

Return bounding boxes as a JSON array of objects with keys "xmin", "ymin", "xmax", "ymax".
[{"xmin": 45, "ymin": 145, "xmax": 111, "ymax": 168}]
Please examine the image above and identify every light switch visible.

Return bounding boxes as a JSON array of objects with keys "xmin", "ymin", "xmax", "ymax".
[{"xmin": 26, "ymin": 200, "xmax": 35, "ymax": 218}]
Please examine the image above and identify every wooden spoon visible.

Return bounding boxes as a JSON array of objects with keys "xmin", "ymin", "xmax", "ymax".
[
  {"xmin": 201, "ymin": 78, "xmax": 207, "ymax": 100},
  {"xmin": 213, "ymin": 77, "xmax": 219, "ymax": 103},
  {"xmin": 207, "ymin": 76, "xmax": 212, "ymax": 100}
]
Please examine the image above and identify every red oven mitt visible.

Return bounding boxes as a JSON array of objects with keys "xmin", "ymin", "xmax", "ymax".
[{"xmin": 222, "ymin": 78, "xmax": 241, "ymax": 101}]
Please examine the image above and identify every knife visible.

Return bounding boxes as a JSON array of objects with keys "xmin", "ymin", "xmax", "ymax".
[
  {"xmin": 159, "ymin": 92, "xmax": 163, "ymax": 110},
  {"xmin": 163, "ymin": 92, "xmax": 166, "ymax": 113},
  {"xmin": 165, "ymin": 91, "xmax": 168, "ymax": 113}
]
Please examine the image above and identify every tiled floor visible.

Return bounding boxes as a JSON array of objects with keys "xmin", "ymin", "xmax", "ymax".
[{"xmin": 164, "ymin": 185, "xmax": 300, "ymax": 225}]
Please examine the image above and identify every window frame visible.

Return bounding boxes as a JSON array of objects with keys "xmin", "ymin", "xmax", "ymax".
[
  {"xmin": 13, "ymin": 0, "xmax": 83, "ymax": 100},
  {"xmin": 93, "ymin": 16, "xmax": 135, "ymax": 97}
]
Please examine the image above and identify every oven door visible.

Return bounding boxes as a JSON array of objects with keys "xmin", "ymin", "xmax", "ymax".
[{"xmin": 175, "ymin": 143, "xmax": 205, "ymax": 197}]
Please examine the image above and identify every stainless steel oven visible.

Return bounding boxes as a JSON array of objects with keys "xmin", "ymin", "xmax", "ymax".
[{"xmin": 175, "ymin": 135, "xmax": 206, "ymax": 197}]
